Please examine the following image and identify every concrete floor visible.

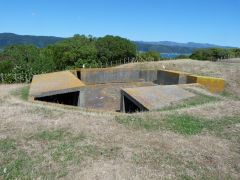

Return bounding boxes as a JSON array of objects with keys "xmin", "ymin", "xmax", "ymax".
[{"xmin": 84, "ymin": 82, "xmax": 156, "ymax": 111}]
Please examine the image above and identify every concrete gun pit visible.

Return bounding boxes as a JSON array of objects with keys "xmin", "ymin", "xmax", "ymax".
[{"xmin": 29, "ymin": 68, "xmax": 225, "ymax": 113}]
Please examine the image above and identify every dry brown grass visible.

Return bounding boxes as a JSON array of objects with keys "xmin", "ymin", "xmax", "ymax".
[{"xmin": 0, "ymin": 59, "xmax": 240, "ymax": 179}]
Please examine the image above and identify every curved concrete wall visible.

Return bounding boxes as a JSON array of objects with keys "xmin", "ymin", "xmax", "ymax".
[{"xmin": 71, "ymin": 68, "xmax": 225, "ymax": 93}]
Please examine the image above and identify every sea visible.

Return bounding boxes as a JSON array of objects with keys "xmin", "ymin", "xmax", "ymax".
[{"xmin": 160, "ymin": 53, "xmax": 191, "ymax": 58}]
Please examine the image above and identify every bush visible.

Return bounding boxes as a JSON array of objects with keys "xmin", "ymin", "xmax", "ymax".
[
  {"xmin": 190, "ymin": 48, "xmax": 240, "ymax": 61},
  {"xmin": 174, "ymin": 54, "xmax": 189, "ymax": 59},
  {"xmin": 138, "ymin": 51, "xmax": 169, "ymax": 62}
]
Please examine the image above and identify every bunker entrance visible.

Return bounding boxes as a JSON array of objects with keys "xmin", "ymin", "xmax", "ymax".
[
  {"xmin": 77, "ymin": 71, "xmax": 81, "ymax": 80},
  {"xmin": 35, "ymin": 91, "xmax": 80, "ymax": 106},
  {"xmin": 123, "ymin": 96, "xmax": 142, "ymax": 113}
]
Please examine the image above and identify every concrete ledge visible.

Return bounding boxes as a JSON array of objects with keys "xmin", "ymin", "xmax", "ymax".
[
  {"xmin": 188, "ymin": 75, "xmax": 225, "ymax": 93},
  {"xmin": 157, "ymin": 69, "xmax": 225, "ymax": 93},
  {"xmin": 157, "ymin": 69, "xmax": 191, "ymax": 85}
]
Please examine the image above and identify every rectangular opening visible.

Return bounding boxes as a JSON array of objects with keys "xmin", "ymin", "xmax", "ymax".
[
  {"xmin": 123, "ymin": 95, "xmax": 142, "ymax": 113},
  {"xmin": 35, "ymin": 91, "xmax": 80, "ymax": 106},
  {"xmin": 77, "ymin": 71, "xmax": 81, "ymax": 80}
]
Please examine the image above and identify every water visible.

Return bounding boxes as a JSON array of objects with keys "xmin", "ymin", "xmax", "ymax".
[{"xmin": 160, "ymin": 53, "xmax": 190, "ymax": 58}]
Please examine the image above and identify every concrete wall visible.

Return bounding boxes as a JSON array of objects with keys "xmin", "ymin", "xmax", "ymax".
[
  {"xmin": 81, "ymin": 68, "xmax": 140, "ymax": 84},
  {"xmin": 188, "ymin": 75, "xmax": 225, "ymax": 93},
  {"xmin": 157, "ymin": 69, "xmax": 190, "ymax": 85},
  {"xmin": 139, "ymin": 69, "xmax": 157, "ymax": 82},
  {"xmin": 157, "ymin": 69, "xmax": 225, "ymax": 93},
  {"xmin": 72, "ymin": 68, "xmax": 224, "ymax": 93},
  {"xmin": 80, "ymin": 68, "xmax": 157, "ymax": 84}
]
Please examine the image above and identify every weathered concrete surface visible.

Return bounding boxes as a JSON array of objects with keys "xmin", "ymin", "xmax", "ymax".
[
  {"xmin": 29, "ymin": 71, "xmax": 85, "ymax": 97},
  {"xmin": 28, "ymin": 67, "xmax": 225, "ymax": 112},
  {"xmin": 81, "ymin": 68, "xmax": 141, "ymax": 84},
  {"xmin": 80, "ymin": 68, "xmax": 158, "ymax": 84},
  {"xmin": 121, "ymin": 85, "xmax": 195, "ymax": 111},
  {"xmin": 157, "ymin": 69, "xmax": 225, "ymax": 93},
  {"xmin": 188, "ymin": 75, "xmax": 225, "ymax": 93},
  {"xmin": 139, "ymin": 69, "xmax": 157, "ymax": 82},
  {"xmin": 157, "ymin": 69, "xmax": 191, "ymax": 85},
  {"xmin": 83, "ymin": 82, "xmax": 155, "ymax": 111}
]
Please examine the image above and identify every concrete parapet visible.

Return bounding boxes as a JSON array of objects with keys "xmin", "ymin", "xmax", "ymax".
[
  {"xmin": 157, "ymin": 69, "xmax": 191, "ymax": 85},
  {"xmin": 156, "ymin": 69, "xmax": 225, "ymax": 93},
  {"xmin": 187, "ymin": 75, "xmax": 225, "ymax": 93}
]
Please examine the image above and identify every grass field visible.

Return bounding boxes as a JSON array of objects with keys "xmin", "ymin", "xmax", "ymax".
[{"xmin": 0, "ymin": 59, "xmax": 240, "ymax": 179}]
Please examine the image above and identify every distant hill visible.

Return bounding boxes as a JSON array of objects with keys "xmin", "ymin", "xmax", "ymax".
[
  {"xmin": 134, "ymin": 41, "xmax": 235, "ymax": 49},
  {"xmin": 0, "ymin": 33, "xmax": 64, "ymax": 49},
  {"xmin": 0, "ymin": 33, "xmax": 235, "ymax": 54},
  {"xmin": 133, "ymin": 41, "xmax": 196, "ymax": 54}
]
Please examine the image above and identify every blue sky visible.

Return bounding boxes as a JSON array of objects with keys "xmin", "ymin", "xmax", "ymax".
[{"xmin": 1, "ymin": 0, "xmax": 240, "ymax": 47}]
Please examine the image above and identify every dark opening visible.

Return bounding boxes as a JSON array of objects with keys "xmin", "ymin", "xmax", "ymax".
[
  {"xmin": 124, "ymin": 95, "xmax": 142, "ymax": 113},
  {"xmin": 35, "ymin": 91, "xmax": 79, "ymax": 106},
  {"xmin": 77, "ymin": 71, "xmax": 81, "ymax": 80}
]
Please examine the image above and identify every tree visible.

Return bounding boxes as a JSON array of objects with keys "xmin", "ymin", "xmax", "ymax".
[
  {"xmin": 190, "ymin": 48, "xmax": 234, "ymax": 61},
  {"xmin": 96, "ymin": 35, "xmax": 136, "ymax": 63},
  {"xmin": 47, "ymin": 34, "xmax": 98, "ymax": 69}
]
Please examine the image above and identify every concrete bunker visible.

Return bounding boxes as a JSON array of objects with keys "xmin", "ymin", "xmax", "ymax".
[{"xmin": 29, "ymin": 67, "xmax": 225, "ymax": 113}]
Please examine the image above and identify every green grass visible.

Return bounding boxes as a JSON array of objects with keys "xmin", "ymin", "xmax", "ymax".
[
  {"xmin": 116, "ymin": 114, "xmax": 240, "ymax": 136},
  {"xmin": 11, "ymin": 85, "xmax": 30, "ymax": 101},
  {"xmin": 116, "ymin": 114, "xmax": 204, "ymax": 135},
  {"xmin": 156, "ymin": 91, "xmax": 221, "ymax": 112},
  {"xmin": 165, "ymin": 114, "xmax": 204, "ymax": 135},
  {"xmin": 131, "ymin": 148, "xmax": 236, "ymax": 180},
  {"xmin": 0, "ymin": 138, "xmax": 33, "ymax": 179},
  {"xmin": 0, "ymin": 129, "xmax": 120, "ymax": 179},
  {"xmin": 0, "ymin": 98, "xmax": 4, "ymax": 104},
  {"xmin": 29, "ymin": 128, "xmax": 78, "ymax": 141}
]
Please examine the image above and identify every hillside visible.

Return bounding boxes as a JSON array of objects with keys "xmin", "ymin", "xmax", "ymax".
[
  {"xmin": 133, "ymin": 41, "xmax": 196, "ymax": 53},
  {"xmin": 135, "ymin": 41, "xmax": 235, "ymax": 49},
  {"xmin": 0, "ymin": 33, "xmax": 234, "ymax": 54},
  {"xmin": 0, "ymin": 59, "xmax": 240, "ymax": 179},
  {"xmin": 0, "ymin": 33, "xmax": 64, "ymax": 48}
]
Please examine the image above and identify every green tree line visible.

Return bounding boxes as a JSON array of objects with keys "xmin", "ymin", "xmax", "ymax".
[
  {"xmin": 0, "ymin": 34, "xmax": 138, "ymax": 82},
  {"xmin": 1, "ymin": 34, "xmax": 239, "ymax": 84},
  {"xmin": 190, "ymin": 48, "xmax": 240, "ymax": 61}
]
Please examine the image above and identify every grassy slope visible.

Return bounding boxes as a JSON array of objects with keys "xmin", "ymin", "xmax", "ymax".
[{"xmin": 0, "ymin": 59, "xmax": 240, "ymax": 179}]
